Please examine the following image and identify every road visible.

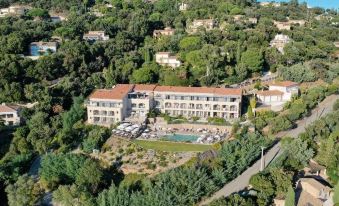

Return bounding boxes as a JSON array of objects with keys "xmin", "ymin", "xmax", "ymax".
[{"xmin": 199, "ymin": 94, "xmax": 338, "ymax": 206}]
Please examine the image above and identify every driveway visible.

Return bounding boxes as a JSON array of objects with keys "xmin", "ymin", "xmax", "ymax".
[{"xmin": 199, "ymin": 94, "xmax": 338, "ymax": 205}]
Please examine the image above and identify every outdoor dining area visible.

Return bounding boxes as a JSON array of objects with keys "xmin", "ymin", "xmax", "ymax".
[{"xmin": 112, "ymin": 122, "xmax": 145, "ymax": 138}]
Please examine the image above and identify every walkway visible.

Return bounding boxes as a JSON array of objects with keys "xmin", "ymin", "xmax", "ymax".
[{"xmin": 199, "ymin": 94, "xmax": 339, "ymax": 205}]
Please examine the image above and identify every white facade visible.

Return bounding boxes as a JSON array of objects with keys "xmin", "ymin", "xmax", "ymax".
[
  {"xmin": 270, "ymin": 34, "xmax": 291, "ymax": 54},
  {"xmin": 179, "ymin": 3, "xmax": 188, "ymax": 11},
  {"xmin": 86, "ymin": 84, "xmax": 242, "ymax": 126},
  {"xmin": 153, "ymin": 27, "xmax": 175, "ymax": 38},
  {"xmin": 0, "ymin": 104, "xmax": 21, "ymax": 126},
  {"xmin": 187, "ymin": 19, "xmax": 215, "ymax": 34},
  {"xmin": 0, "ymin": 6, "xmax": 27, "ymax": 17},
  {"xmin": 155, "ymin": 52, "xmax": 181, "ymax": 68},
  {"xmin": 256, "ymin": 81, "xmax": 299, "ymax": 111},
  {"xmin": 83, "ymin": 31, "xmax": 110, "ymax": 42}
]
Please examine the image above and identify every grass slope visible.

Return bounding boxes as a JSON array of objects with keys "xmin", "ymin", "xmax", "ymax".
[{"xmin": 133, "ymin": 140, "xmax": 213, "ymax": 152}]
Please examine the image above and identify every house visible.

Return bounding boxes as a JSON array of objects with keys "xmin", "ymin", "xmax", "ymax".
[
  {"xmin": 83, "ymin": 31, "xmax": 110, "ymax": 42},
  {"xmin": 233, "ymin": 15, "xmax": 257, "ymax": 24},
  {"xmin": 273, "ymin": 19, "xmax": 306, "ymax": 30},
  {"xmin": 270, "ymin": 34, "xmax": 291, "ymax": 54},
  {"xmin": 256, "ymin": 81, "xmax": 299, "ymax": 111},
  {"xmin": 86, "ymin": 84, "xmax": 242, "ymax": 126},
  {"xmin": 0, "ymin": 103, "xmax": 21, "ymax": 126},
  {"xmin": 334, "ymin": 42, "xmax": 339, "ymax": 48},
  {"xmin": 296, "ymin": 178, "xmax": 334, "ymax": 206},
  {"xmin": 187, "ymin": 19, "xmax": 215, "ymax": 34},
  {"xmin": 50, "ymin": 15, "xmax": 67, "ymax": 23},
  {"xmin": 0, "ymin": 5, "xmax": 28, "ymax": 17},
  {"xmin": 153, "ymin": 27, "xmax": 175, "ymax": 38},
  {"xmin": 259, "ymin": 2, "xmax": 281, "ymax": 7},
  {"xmin": 179, "ymin": 2, "xmax": 188, "ymax": 11},
  {"xmin": 29, "ymin": 42, "xmax": 58, "ymax": 56},
  {"xmin": 155, "ymin": 52, "xmax": 181, "ymax": 68},
  {"xmin": 248, "ymin": 17, "xmax": 258, "ymax": 24}
]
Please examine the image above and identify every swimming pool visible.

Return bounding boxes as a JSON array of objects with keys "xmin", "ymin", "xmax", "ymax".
[
  {"xmin": 30, "ymin": 45, "xmax": 40, "ymax": 56},
  {"xmin": 163, "ymin": 134, "xmax": 199, "ymax": 142}
]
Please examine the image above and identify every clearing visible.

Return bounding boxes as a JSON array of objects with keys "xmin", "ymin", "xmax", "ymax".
[{"xmin": 133, "ymin": 140, "xmax": 213, "ymax": 152}]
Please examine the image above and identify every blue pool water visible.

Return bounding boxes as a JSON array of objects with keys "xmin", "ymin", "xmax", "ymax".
[
  {"xmin": 257, "ymin": 0, "xmax": 339, "ymax": 9},
  {"xmin": 30, "ymin": 45, "xmax": 40, "ymax": 56},
  {"xmin": 163, "ymin": 134, "xmax": 199, "ymax": 142}
]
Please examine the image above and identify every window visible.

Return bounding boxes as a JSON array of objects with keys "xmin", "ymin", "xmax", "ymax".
[{"xmin": 7, "ymin": 114, "xmax": 13, "ymax": 118}]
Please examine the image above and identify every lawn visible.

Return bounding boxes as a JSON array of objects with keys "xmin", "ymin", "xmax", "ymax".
[{"xmin": 133, "ymin": 140, "xmax": 213, "ymax": 152}]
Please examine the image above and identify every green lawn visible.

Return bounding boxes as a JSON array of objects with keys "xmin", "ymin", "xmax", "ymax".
[{"xmin": 133, "ymin": 140, "xmax": 213, "ymax": 152}]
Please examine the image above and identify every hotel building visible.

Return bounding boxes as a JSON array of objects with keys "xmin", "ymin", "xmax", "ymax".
[{"xmin": 87, "ymin": 84, "xmax": 242, "ymax": 126}]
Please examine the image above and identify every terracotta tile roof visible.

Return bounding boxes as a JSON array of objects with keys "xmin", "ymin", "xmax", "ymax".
[
  {"xmin": 0, "ymin": 105, "xmax": 17, "ymax": 113},
  {"xmin": 269, "ymin": 81, "xmax": 299, "ymax": 87},
  {"xmin": 154, "ymin": 86, "xmax": 242, "ymax": 96},
  {"xmin": 297, "ymin": 190, "xmax": 323, "ymax": 206},
  {"xmin": 89, "ymin": 84, "xmax": 242, "ymax": 100},
  {"xmin": 134, "ymin": 84, "xmax": 157, "ymax": 92},
  {"xmin": 257, "ymin": 90, "xmax": 284, "ymax": 96},
  {"xmin": 89, "ymin": 84, "xmax": 133, "ymax": 100},
  {"xmin": 300, "ymin": 178, "xmax": 332, "ymax": 194}
]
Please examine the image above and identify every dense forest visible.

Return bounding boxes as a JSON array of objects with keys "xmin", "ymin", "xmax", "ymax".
[{"xmin": 0, "ymin": 0, "xmax": 338, "ymax": 205}]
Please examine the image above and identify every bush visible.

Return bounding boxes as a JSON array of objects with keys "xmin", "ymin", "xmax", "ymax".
[{"xmin": 146, "ymin": 162, "xmax": 157, "ymax": 170}]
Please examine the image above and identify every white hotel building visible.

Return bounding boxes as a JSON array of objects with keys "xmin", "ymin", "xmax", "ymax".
[{"xmin": 87, "ymin": 84, "xmax": 242, "ymax": 126}]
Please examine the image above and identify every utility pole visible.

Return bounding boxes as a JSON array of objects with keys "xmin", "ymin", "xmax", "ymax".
[{"xmin": 260, "ymin": 146, "xmax": 265, "ymax": 171}]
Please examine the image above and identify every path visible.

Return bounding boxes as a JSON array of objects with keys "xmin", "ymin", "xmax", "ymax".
[{"xmin": 199, "ymin": 94, "xmax": 338, "ymax": 205}]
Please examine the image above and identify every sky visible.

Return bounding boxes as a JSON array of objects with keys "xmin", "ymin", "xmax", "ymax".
[{"xmin": 257, "ymin": 0, "xmax": 339, "ymax": 9}]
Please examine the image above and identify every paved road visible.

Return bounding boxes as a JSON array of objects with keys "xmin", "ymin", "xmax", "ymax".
[{"xmin": 200, "ymin": 94, "xmax": 338, "ymax": 206}]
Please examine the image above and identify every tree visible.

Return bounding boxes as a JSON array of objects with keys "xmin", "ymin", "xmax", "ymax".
[
  {"xmin": 283, "ymin": 138, "xmax": 314, "ymax": 169},
  {"xmin": 62, "ymin": 96, "xmax": 85, "ymax": 134},
  {"xmin": 27, "ymin": 8, "xmax": 49, "ymax": 19},
  {"xmin": 241, "ymin": 48, "xmax": 264, "ymax": 73},
  {"xmin": 53, "ymin": 185, "xmax": 94, "ymax": 206},
  {"xmin": 285, "ymin": 185, "xmax": 295, "ymax": 206},
  {"xmin": 247, "ymin": 105, "xmax": 254, "ymax": 119},
  {"xmin": 179, "ymin": 36, "xmax": 202, "ymax": 51},
  {"xmin": 333, "ymin": 181, "xmax": 339, "ymax": 205},
  {"xmin": 130, "ymin": 63, "xmax": 159, "ymax": 83},
  {"xmin": 75, "ymin": 159, "xmax": 104, "ymax": 193},
  {"xmin": 6, "ymin": 175, "xmax": 43, "ymax": 206}
]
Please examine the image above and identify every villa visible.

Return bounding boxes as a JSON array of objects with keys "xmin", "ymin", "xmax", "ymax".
[
  {"xmin": 179, "ymin": 2, "xmax": 188, "ymax": 11},
  {"xmin": 83, "ymin": 31, "xmax": 110, "ymax": 42},
  {"xmin": 274, "ymin": 19, "xmax": 306, "ymax": 30},
  {"xmin": 153, "ymin": 27, "xmax": 175, "ymax": 38},
  {"xmin": 256, "ymin": 81, "xmax": 299, "ymax": 111},
  {"xmin": 270, "ymin": 34, "xmax": 291, "ymax": 54},
  {"xmin": 186, "ymin": 19, "xmax": 215, "ymax": 34},
  {"xmin": 296, "ymin": 178, "xmax": 334, "ymax": 206},
  {"xmin": 0, "ymin": 5, "xmax": 28, "ymax": 17},
  {"xmin": 233, "ymin": 15, "xmax": 258, "ymax": 24},
  {"xmin": 259, "ymin": 2, "xmax": 281, "ymax": 7},
  {"xmin": 0, "ymin": 103, "xmax": 21, "ymax": 126},
  {"xmin": 86, "ymin": 84, "xmax": 242, "ymax": 126},
  {"xmin": 29, "ymin": 42, "xmax": 58, "ymax": 56},
  {"xmin": 155, "ymin": 52, "xmax": 181, "ymax": 68}
]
